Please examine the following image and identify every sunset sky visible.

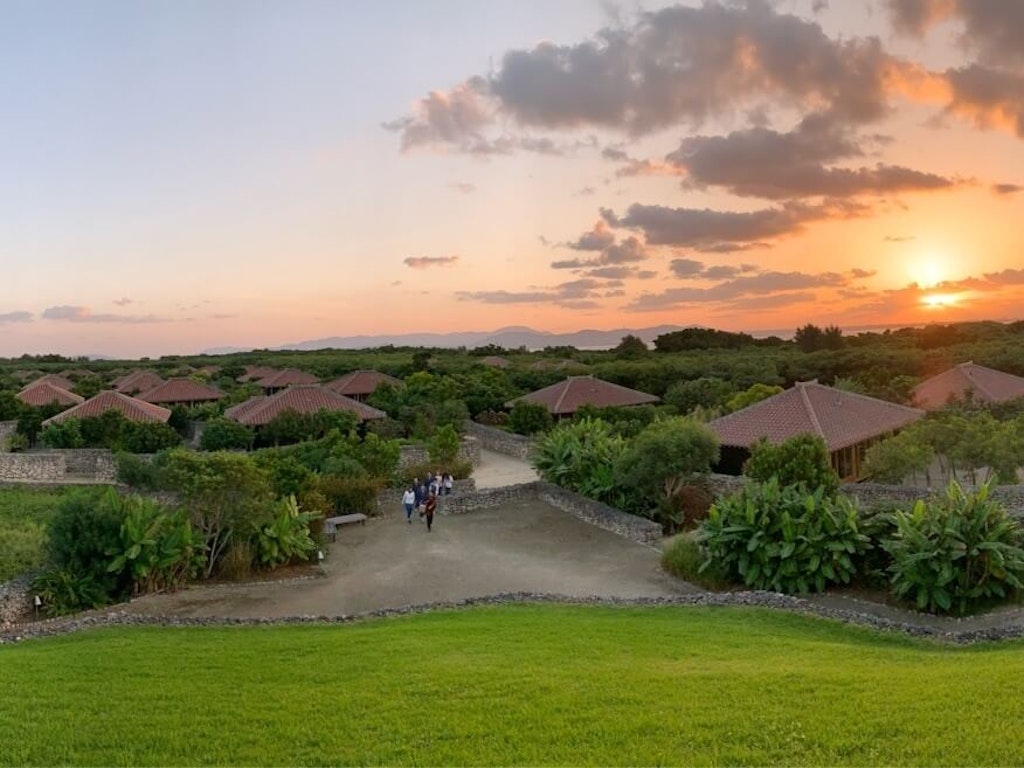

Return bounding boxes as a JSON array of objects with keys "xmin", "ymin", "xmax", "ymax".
[{"xmin": 3, "ymin": 0, "xmax": 1023, "ymax": 358}]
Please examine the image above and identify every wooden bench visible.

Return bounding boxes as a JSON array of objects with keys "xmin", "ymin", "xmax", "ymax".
[{"xmin": 324, "ymin": 513, "xmax": 368, "ymax": 542}]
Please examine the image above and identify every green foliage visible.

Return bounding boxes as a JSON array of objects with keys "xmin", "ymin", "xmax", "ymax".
[
  {"xmin": 39, "ymin": 418, "xmax": 85, "ymax": 448},
  {"xmin": 885, "ymin": 481, "xmax": 1024, "ymax": 615},
  {"xmin": 316, "ymin": 474, "xmax": 383, "ymax": 515},
  {"xmin": 0, "ymin": 487, "xmax": 70, "ymax": 581},
  {"xmin": 653, "ymin": 327, "xmax": 756, "ymax": 351},
  {"xmin": 255, "ymin": 453, "xmax": 315, "ymax": 498},
  {"xmin": 862, "ymin": 430, "xmax": 935, "ymax": 483},
  {"xmin": 199, "ymin": 417, "xmax": 254, "ymax": 451},
  {"xmin": 531, "ymin": 417, "xmax": 625, "ymax": 505},
  {"xmin": 726, "ymin": 383, "xmax": 783, "ymax": 412},
  {"xmin": 744, "ymin": 434, "xmax": 840, "ymax": 494},
  {"xmin": 660, "ymin": 535, "xmax": 730, "ymax": 589},
  {"xmin": 699, "ymin": 479, "xmax": 868, "ymax": 593},
  {"xmin": 613, "ymin": 418, "xmax": 719, "ymax": 529},
  {"xmin": 508, "ymin": 401, "xmax": 553, "ymax": 435},
  {"xmin": 257, "ymin": 408, "xmax": 358, "ymax": 447},
  {"xmin": 115, "ymin": 452, "xmax": 165, "ymax": 491},
  {"xmin": 30, "ymin": 568, "xmax": 109, "ymax": 616},
  {"xmin": 106, "ymin": 492, "xmax": 203, "ymax": 595},
  {"xmin": 663, "ymin": 377, "xmax": 734, "ymax": 415},
  {"xmin": 573, "ymin": 403, "xmax": 659, "ymax": 439},
  {"xmin": 120, "ymin": 421, "xmax": 182, "ymax": 453},
  {"xmin": 251, "ymin": 495, "xmax": 320, "ymax": 568},
  {"xmin": 612, "ymin": 334, "xmax": 648, "ymax": 359},
  {"xmin": 44, "ymin": 487, "xmax": 128, "ymax": 602},
  {"xmin": 428, "ymin": 424, "xmax": 461, "ymax": 467},
  {"xmin": 159, "ymin": 449, "xmax": 275, "ymax": 578}
]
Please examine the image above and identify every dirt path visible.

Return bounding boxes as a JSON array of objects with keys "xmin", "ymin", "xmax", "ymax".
[{"xmin": 127, "ymin": 499, "xmax": 696, "ymax": 619}]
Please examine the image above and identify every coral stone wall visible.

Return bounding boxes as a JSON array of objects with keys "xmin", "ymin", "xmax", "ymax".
[
  {"xmin": 0, "ymin": 421, "xmax": 16, "ymax": 452},
  {"xmin": 465, "ymin": 422, "xmax": 534, "ymax": 460},
  {"xmin": 0, "ymin": 575, "xmax": 34, "ymax": 629},
  {"xmin": 397, "ymin": 437, "xmax": 481, "ymax": 470},
  {"xmin": 0, "ymin": 453, "xmax": 66, "ymax": 481}
]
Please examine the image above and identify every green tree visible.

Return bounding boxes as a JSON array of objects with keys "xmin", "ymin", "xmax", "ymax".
[
  {"xmin": 744, "ymin": 434, "xmax": 840, "ymax": 495},
  {"xmin": 794, "ymin": 324, "xmax": 824, "ymax": 353},
  {"xmin": 726, "ymin": 383, "xmax": 783, "ymax": 412},
  {"xmin": 508, "ymin": 401, "xmax": 553, "ymax": 435},
  {"xmin": 663, "ymin": 377, "xmax": 734, "ymax": 415},
  {"xmin": 531, "ymin": 417, "xmax": 626, "ymax": 504},
  {"xmin": 862, "ymin": 431, "xmax": 935, "ymax": 484},
  {"xmin": 613, "ymin": 334, "xmax": 648, "ymax": 359},
  {"xmin": 200, "ymin": 418, "xmax": 255, "ymax": 451},
  {"xmin": 428, "ymin": 424, "xmax": 461, "ymax": 467}
]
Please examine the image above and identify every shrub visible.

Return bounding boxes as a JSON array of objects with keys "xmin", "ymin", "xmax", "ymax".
[
  {"xmin": 744, "ymin": 434, "xmax": 840, "ymax": 494},
  {"xmin": 428, "ymin": 424, "xmax": 461, "ymax": 467},
  {"xmin": 217, "ymin": 539, "xmax": 255, "ymax": 581},
  {"xmin": 115, "ymin": 452, "xmax": 165, "ymax": 491},
  {"xmin": 475, "ymin": 410, "xmax": 510, "ymax": 428},
  {"xmin": 884, "ymin": 481, "xmax": 1024, "ymax": 615},
  {"xmin": 39, "ymin": 419, "xmax": 85, "ymax": 448},
  {"xmin": 255, "ymin": 453, "xmax": 315, "ymax": 499},
  {"xmin": 31, "ymin": 568, "xmax": 110, "ymax": 617},
  {"xmin": 661, "ymin": 535, "xmax": 731, "ymax": 589},
  {"xmin": 45, "ymin": 487, "xmax": 129, "ymax": 602},
  {"xmin": 698, "ymin": 479, "xmax": 868, "ymax": 593},
  {"xmin": 316, "ymin": 474, "xmax": 382, "ymax": 515},
  {"xmin": 199, "ymin": 418, "xmax": 254, "ymax": 451},
  {"xmin": 0, "ymin": 520, "xmax": 47, "ymax": 582},
  {"xmin": 251, "ymin": 496, "xmax": 320, "ymax": 568},
  {"xmin": 531, "ymin": 417, "xmax": 625, "ymax": 505},
  {"xmin": 508, "ymin": 402, "xmax": 552, "ymax": 436}
]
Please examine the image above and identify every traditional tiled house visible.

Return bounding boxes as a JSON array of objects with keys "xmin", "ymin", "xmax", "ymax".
[
  {"xmin": 255, "ymin": 368, "xmax": 319, "ymax": 394},
  {"xmin": 325, "ymin": 370, "xmax": 401, "ymax": 402},
  {"xmin": 137, "ymin": 378, "xmax": 226, "ymax": 408},
  {"xmin": 507, "ymin": 375, "xmax": 660, "ymax": 418},
  {"xmin": 43, "ymin": 390, "xmax": 172, "ymax": 425},
  {"xmin": 708, "ymin": 380, "xmax": 924, "ymax": 481},
  {"xmin": 911, "ymin": 362, "xmax": 1024, "ymax": 410},
  {"xmin": 225, "ymin": 385, "xmax": 386, "ymax": 426},
  {"xmin": 112, "ymin": 370, "xmax": 165, "ymax": 395},
  {"xmin": 16, "ymin": 381, "xmax": 84, "ymax": 408}
]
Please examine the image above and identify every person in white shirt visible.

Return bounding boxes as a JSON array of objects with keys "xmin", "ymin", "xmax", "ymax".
[{"xmin": 402, "ymin": 486, "xmax": 416, "ymax": 524}]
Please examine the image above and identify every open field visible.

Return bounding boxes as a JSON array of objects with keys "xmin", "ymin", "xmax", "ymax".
[
  {"xmin": 3, "ymin": 605, "xmax": 1024, "ymax": 766},
  {"xmin": 0, "ymin": 486, "xmax": 74, "ymax": 582}
]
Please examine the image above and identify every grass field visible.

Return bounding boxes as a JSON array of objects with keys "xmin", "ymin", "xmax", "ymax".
[
  {"xmin": 2, "ymin": 605, "xmax": 1024, "ymax": 766},
  {"xmin": 0, "ymin": 485, "xmax": 74, "ymax": 582}
]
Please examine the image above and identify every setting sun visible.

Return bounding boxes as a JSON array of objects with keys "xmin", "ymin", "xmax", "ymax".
[{"xmin": 921, "ymin": 293, "xmax": 960, "ymax": 309}]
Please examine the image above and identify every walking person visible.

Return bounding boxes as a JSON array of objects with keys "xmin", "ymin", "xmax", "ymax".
[
  {"xmin": 423, "ymin": 492, "xmax": 437, "ymax": 532},
  {"xmin": 402, "ymin": 486, "xmax": 416, "ymax": 524},
  {"xmin": 443, "ymin": 472, "xmax": 453, "ymax": 496}
]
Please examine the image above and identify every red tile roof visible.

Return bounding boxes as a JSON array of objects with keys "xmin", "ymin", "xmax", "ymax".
[
  {"xmin": 709, "ymin": 381, "xmax": 924, "ymax": 452},
  {"xmin": 256, "ymin": 368, "xmax": 319, "ymax": 389},
  {"xmin": 225, "ymin": 385, "xmax": 386, "ymax": 425},
  {"xmin": 28, "ymin": 373, "xmax": 74, "ymax": 391},
  {"xmin": 137, "ymin": 378, "xmax": 225, "ymax": 405},
  {"xmin": 481, "ymin": 356, "xmax": 511, "ymax": 368},
  {"xmin": 237, "ymin": 365, "xmax": 278, "ymax": 382},
  {"xmin": 43, "ymin": 390, "xmax": 172, "ymax": 426},
  {"xmin": 113, "ymin": 370, "xmax": 166, "ymax": 394},
  {"xmin": 911, "ymin": 362, "xmax": 1024, "ymax": 410},
  {"xmin": 508, "ymin": 375, "xmax": 660, "ymax": 415},
  {"xmin": 17, "ymin": 382, "xmax": 85, "ymax": 407},
  {"xmin": 325, "ymin": 370, "xmax": 401, "ymax": 397}
]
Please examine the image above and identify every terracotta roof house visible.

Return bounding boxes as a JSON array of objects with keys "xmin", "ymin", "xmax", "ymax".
[
  {"xmin": 237, "ymin": 365, "xmax": 278, "ymax": 383},
  {"xmin": 137, "ymin": 378, "xmax": 226, "ymax": 407},
  {"xmin": 196, "ymin": 365, "xmax": 222, "ymax": 376},
  {"xmin": 28, "ymin": 373, "xmax": 75, "ymax": 391},
  {"xmin": 43, "ymin": 390, "xmax": 172, "ymax": 426},
  {"xmin": 481, "ymin": 356, "xmax": 511, "ymax": 368},
  {"xmin": 59, "ymin": 368, "xmax": 94, "ymax": 379},
  {"xmin": 225, "ymin": 385, "xmax": 386, "ymax": 426},
  {"xmin": 325, "ymin": 370, "xmax": 401, "ymax": 402},
  {"xmin": 256, "ymin": 368, "xmax": 319, "ymax": 393},
  {"xmin": 911, "ymin": 362, "xmax": 1024, "ymax": 410},
  {"xmin": 17, "ymin": 382, "xmax": 85, "ymax": 408},
  {"xmin": 708, "ymin": 380, "xmax": 925, "ymax": 481},
  {"xmin": 507, "ymin": 375, "xmax": 660, "ymax": 417},
  {"xmin": 113, "ymin": 370, "xmax": 166, "ymax": 395}
]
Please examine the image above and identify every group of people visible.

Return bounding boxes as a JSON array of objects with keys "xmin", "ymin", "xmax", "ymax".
[{"xmin": 401, "ymin": 471, "xmax": 454, "ymax": 532}]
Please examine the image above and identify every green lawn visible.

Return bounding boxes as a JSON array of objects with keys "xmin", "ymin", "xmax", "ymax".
[
  {"xmin": 2, "ymin": 605, "xmax": 1023, "ymax": 766},
  {"xmin": 0, "ymin": 485, "xmax": 74, "ymax": 582}
]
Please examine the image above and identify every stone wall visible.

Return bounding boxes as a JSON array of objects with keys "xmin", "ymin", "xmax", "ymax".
[
  {"xmin": 0, "ymin": 575, "xmax": 34, "ymax": 629},
  {"xmin": 397, "ymin": 437, "xmax": 481, "ymax": 470},
  {"xmin": 0, "ymin": 453, "xmax": 66, "ymax": 481},
  {"xmin": 376, "ymin": 479, "xmax": 477, "ymax": 515},
  {"xmin": 0, "ymin": 421, "xmax": 16, "ymax": 452},
  {"xmin": 465, "ymin": 421, "xmax": 534, "ymax": 460},
  {"xmin": 0, "ymin": 449, "xmax": 116, "ymax": 483}
]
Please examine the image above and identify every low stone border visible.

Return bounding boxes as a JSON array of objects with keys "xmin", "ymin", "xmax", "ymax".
[{"xmin": 3, "ymin": 591, "xmax": 1023, "ymax": 646}]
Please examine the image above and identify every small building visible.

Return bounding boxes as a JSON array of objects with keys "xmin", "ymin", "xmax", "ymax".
[
  {"xmin": 237, "ymin": 365, "xmax": 278, "ymax": 383},
  {"xmin": 255, "ymin": 368, "xmax": 319, "ymax": 394},
  {"xmin": 27, "ymin": 373, "xmax": 75, "ymax": 391},
  {"xmin": 113, "ymin": 370, "xmax": 166, "ymax": 395},
  {"xmin": 43, "ymin": 390, "xmax": 172, "ymax": 426},
  {"xmin": 17, "ymin": 382, "xmax": 85, "ymax": 408},
  {"xmin": 507, "ymin": 375, "xmax": 660, "ymax": 418},
  {"xmin": 480, "ymin": 356, "xmax": 511, "ymax": 369},
  {"xmin": 225, "ymin": 385, "xmax": 386, "ymax": 426},
  {"xmin": 911, "ymin": 362, "xmax": 1024, "ymax": 410},
  {"xmin": 325, "ymin": 370, "xmax": 401, "ymax": 402},
  {"xmin": 708, "ymin": 380, "xmax": 924, "ymax": 481},
  {"xmin": 137, "ymin": 378, "xmax": 226, "ymax": 408}
]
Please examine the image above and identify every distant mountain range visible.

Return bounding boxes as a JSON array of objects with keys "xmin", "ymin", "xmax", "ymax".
[{"xmin": 202, "ymin": 324, "xmax": 690, "ymax": 355}]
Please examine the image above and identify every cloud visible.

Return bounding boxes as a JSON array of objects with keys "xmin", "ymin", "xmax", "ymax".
[
  {"xmin": 944, "ymin": 65, "xmax": 1024, "ymax": 137},
  {"xmin": 884, "ymin": 234, "xmax": 916, "ymax": 242},
  {"xmin": 625, "ymin": 270, "xmax": 849, "ymax": 311},
  {"xmin": 0, "ymin": 310, "xmax": 32, "ymax": 323},
  {"xmin": 113, "ymin": 297, "xmax": 134, "ymax": 307},
  {"xmin": 886, "ymin": 1, "xmax": 1024, "ymax": 67},
  {"xmin": 41, "ymin": 305, "xmax": 163, "ymax": 323},
  {"xmin": 992, "ymin": 183, "xmax": 1023, "ymax": 195},
  {"xmin": 717, "ymin": 292, "xmax": 818, "ymax": 311},
  {"xmin": 389, "ymin": 1, "xmax": 918, "ymax": 153},
  {"xmin": 450, "ymin": 182, "xmax": 477, "ymax": 194},
  {"xmin": 566, "ymin": 220, "xmax": 615, "ymax": 251},
  {"xmin": 550, "ymin": 235, "xmax": 649, "ymax": 269},
  {"xmin": 403, "ymin": 255, "xmax": 460, "ymax": 269},
  {"xmin": 669, "ymin": 258, "xmax": 705, "ymax": 278},
  {"xmin": 604, "ymin": 200, "xmax": 864, "ymax": 250},
  {"xmin": 456, "ymin": 276, "xmax": 617, "ymax": 307},
  {"xmin": 662, "ymin": 118, "xmax": 956, "ymax": 200}
]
